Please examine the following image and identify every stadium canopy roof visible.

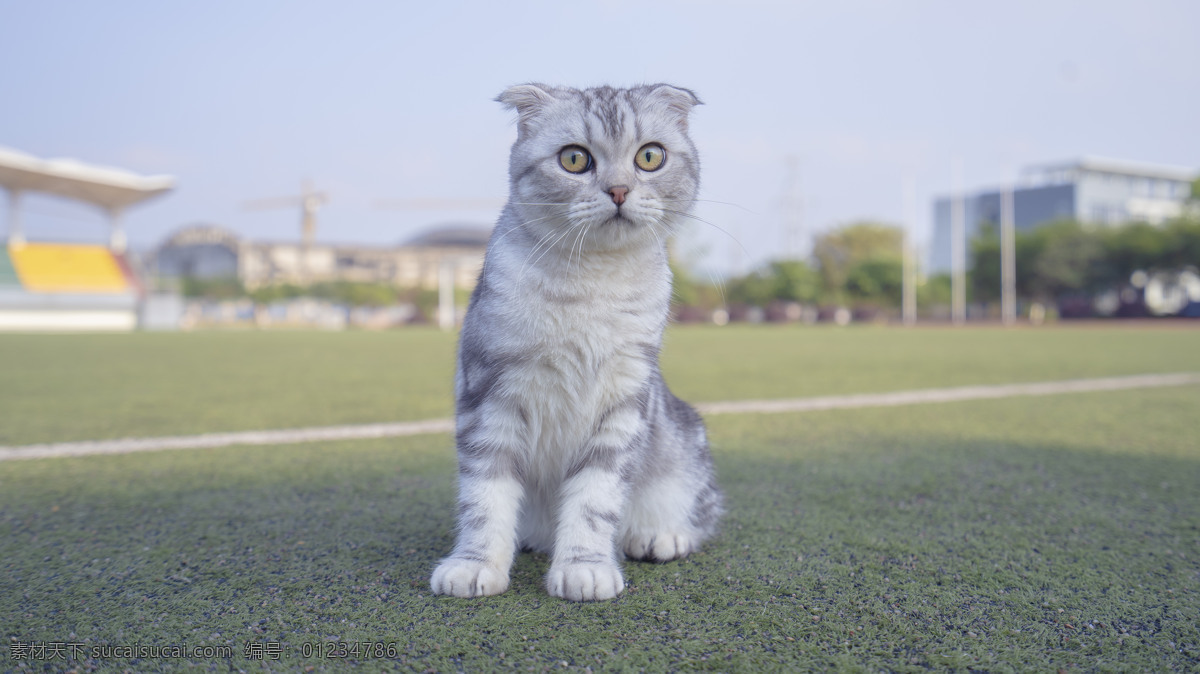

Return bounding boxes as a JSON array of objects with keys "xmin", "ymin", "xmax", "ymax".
[
  {"xmin": 0, "ymin": 145, "xmax": 175, "ymax": 211},
  {"xmin": 0, "ymin": 145, "xmax": 175, "ymax": 250}
]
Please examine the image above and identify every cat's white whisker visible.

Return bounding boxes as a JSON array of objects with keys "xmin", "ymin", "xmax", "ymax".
[
  {"xmin": 659, "ymin": 198, "xmax": 758, "ymax": 214},
  {"xmin": 514, "ymin": 221, "xmax": 569, "ymax": 277},
  {"xmin": 568, "ymin": 220, "xmax": 592, "ymax": 274},
  {"xmin": 484, "ymin": 209, "xmax": 572, "ymax": 252},
  {"xmin": 519, "ymin": 217, "xmax": 586, "ymax": 284},
  {"xmin": 703, "ymin": 266, "xmax": 728, "ymax": 309},
  {"xmin": 522, "ymin": 209, "xmax": 580, "ymax": 255},
  {"xmin": 644, "ymin": 217, "xmax": 667, "ymax": 256},
  {"xmin": 659, "ymin": 208, "xmax": 750, "ymax": 257}
]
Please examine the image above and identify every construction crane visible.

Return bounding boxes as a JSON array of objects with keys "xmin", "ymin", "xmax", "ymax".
[
  {"xmin": 244, "ymin": 180, "xmax": 328, "ymax": 284},
  {"xmin": 244, "ymin": 180, "xmax": 328, "ymax": 250}
]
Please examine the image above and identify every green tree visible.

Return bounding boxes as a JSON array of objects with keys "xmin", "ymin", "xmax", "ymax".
[
  {"xmin": 1166, "ymin": 216, "xmax": 1200, "ymax": 269},
  {"xmin": 248, "ymin": 283, "xmax": 303, "ymax": 304},
  {"xmin": 181, "ymin": 276, "xmax": 244, "ymax": 299},
  {"xmin": 669, "ymin": 259, "xmax": 700, "ymax": 308},
  {"xmin": 727, "ymin": 269, "xmax": 775, "ymax": 307},
  {"xmin": 1101, "ymin": 222, "xmax": 1172, "ymax": 282},
  {"xmin": 845, "ymin": 258, "xmax": 903, "ymax": 306},
  {"xmin": 970, "ymin": 215, "xmax": 1200, "ymax": 309},
  {"xmin": 1031, "ymin": 223, "xmax": 1106, "ymax": 298},
  {"xmin": 727, "ymin": 259, "xmax": 820, "ymax": 306},
  {"xmin": 343, "ymin": 283, "xmax": 398, "ymax": 307},
  {"xmin": 969, "ymin": 222, "xmax": 1002, "ymax": 303},
  {"xmin": 918, "ymin": 273, "xmax": 952, "ymax": 306},
  {"xmin": 971, "ymin": 219, "xmax": 1104, "ymax": 304},
  {"xmin": 766, "ymin": 260, "xmax": 821, "ymax": 303},
  {"xmin": 408, "ymin": 288, "xmax": 441, "ymax": 322},
  {"xmin": 811, "ymin": 221, "xmax": 904, "ymax": 304}
]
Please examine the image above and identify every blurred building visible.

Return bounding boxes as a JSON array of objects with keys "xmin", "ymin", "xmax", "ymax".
[
  {"xmin": 153, "ymin": 223, "xmax": 489, "ymax": 290},
  {"xmin": 929, "ymin": 157, "xmax": 1196, "ymax": 273}
]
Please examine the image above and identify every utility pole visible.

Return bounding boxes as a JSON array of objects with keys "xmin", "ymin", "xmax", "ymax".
[
  {"xmin": 902, "ymin": 173, "xmax": 917, "ymax": 326},
  {"xmin": 729, "ymin": 220, "xmax": 744, "ymax": 277},
  {"xmin": 782, "ymin": 155, "xmax": 803, "ymax": 259},
  {"xmin": 1000, "ymin": 186, "xmax": 1016, "ymax": 325},
  {"xmin": 108, "ymin": 207, "xmax": 126, "ymax": 253},
  {"xmin": 376, "ymin": 197, "xmax": 504, "ymax": 332},
  {"xmin": 5, "ymin": 188, "xmax": 24, "ymax": 247},
  {"xmin": 951, "ymin": 160, "xmax": 966, "ymax": 325},
  {"xmin": 438, "ymin": 257, "xmax": 457, "ymax": 331}
]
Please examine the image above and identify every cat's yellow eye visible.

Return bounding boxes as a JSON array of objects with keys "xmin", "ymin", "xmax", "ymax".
[
  {"xmin": 559, "ymin": 146, "xmax": 592, "ymax": 174},
  {"xmin": 634, "ymin": 143, "xmax": 666, "ymax": 171}
]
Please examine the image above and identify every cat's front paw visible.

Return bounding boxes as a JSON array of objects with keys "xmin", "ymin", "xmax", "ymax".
[
  {"xmin": 430, "ymin": 558, "xmax": 509, "ymax": 598},
  {"xmin": 545, "ymin": 562, "xmax": 624, "ymax": 601},
  {"xmin": 623, "ymin": 532, "xmax": 696, "ymax": 562}
]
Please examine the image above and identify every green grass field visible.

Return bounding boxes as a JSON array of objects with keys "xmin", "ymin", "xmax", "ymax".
[{"xmin": 1, "ymin": 325, "xmax": 1198, "ymax": 671}]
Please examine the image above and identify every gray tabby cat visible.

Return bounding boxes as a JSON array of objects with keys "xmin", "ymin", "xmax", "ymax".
[{"xmin": 429, "ymin": 84, "xmax": 722, "ymax": 602}]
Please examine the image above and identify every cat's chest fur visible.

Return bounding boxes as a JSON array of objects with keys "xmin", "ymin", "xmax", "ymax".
[{"xmin": 462, "ymin": 238, "xmax": 670, "ymax": 463}]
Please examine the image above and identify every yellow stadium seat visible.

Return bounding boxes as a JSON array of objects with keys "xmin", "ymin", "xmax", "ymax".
[{"xmin": 9, "ymin": 243, "xmax": 131, "ymax": 293}]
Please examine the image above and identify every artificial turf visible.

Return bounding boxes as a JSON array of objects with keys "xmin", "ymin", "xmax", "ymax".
[
  {"xmin": 2, "ymin": 324, "xmax": 1200, "ymax": 446},
  {"xmin": 1, "ymin": 326, "xmax": 1199, "ymax": 671}
]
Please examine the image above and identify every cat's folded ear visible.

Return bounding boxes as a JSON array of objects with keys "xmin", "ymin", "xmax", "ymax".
[
  {"xmin": 646, "ymin": 84, "xmax": 702, "ymax": 130},
  {"xmin": 648, "ymin": 84, "xmax": 702, "ymax": 111},
  {"xmin": 497, "ymin": 83, "xmax": 557, "ymax": 134}
]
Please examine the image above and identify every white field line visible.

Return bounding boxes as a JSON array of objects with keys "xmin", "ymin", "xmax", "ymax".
[
  {"xmin": 694, "ymin": 372, "xmax": 1200, "ymax": 415},
  {"xmin": 0, "ymin": 419, "xmax": 454, "ymax": 462},
  {"xmin": 1, "ymin": 372, "xmax": 1197, "ymax": 462}
]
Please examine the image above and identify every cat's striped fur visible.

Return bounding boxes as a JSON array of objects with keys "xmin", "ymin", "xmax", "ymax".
[{"xmin": 430, "ymin": 84, "xmax": 722, "ymax": 602}]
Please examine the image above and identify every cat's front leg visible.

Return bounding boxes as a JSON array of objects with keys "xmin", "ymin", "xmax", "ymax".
[
  {"xmin": 545, "ymin": 406, "xmax": 643, "ymax": 602},
  {"xmin": 546, "ymin": 465, "xmax": 627, "ymax": 601},
  {"xmin": 430, "ymin": 473, "xmax": 522, "ymax": 597},
  {"xmin": 431, "ymin": 411, "xmax": 525, "ymax": 598}
]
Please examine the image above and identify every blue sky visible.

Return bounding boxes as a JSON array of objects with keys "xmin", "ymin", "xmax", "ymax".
[{"xmin": 2, "ymin": 0, "xmax": 1197, "ymax": 275}]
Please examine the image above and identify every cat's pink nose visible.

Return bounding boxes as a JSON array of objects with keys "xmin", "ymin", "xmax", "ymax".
[{"xmin": 608, "ymin": 186, "xmax": 628, "ymax": 206}]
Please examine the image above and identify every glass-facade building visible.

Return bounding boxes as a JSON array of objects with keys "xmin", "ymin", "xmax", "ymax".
[{"xmin": 929, "ymin": 158, "xmax": 1195, "ymax": 274}]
